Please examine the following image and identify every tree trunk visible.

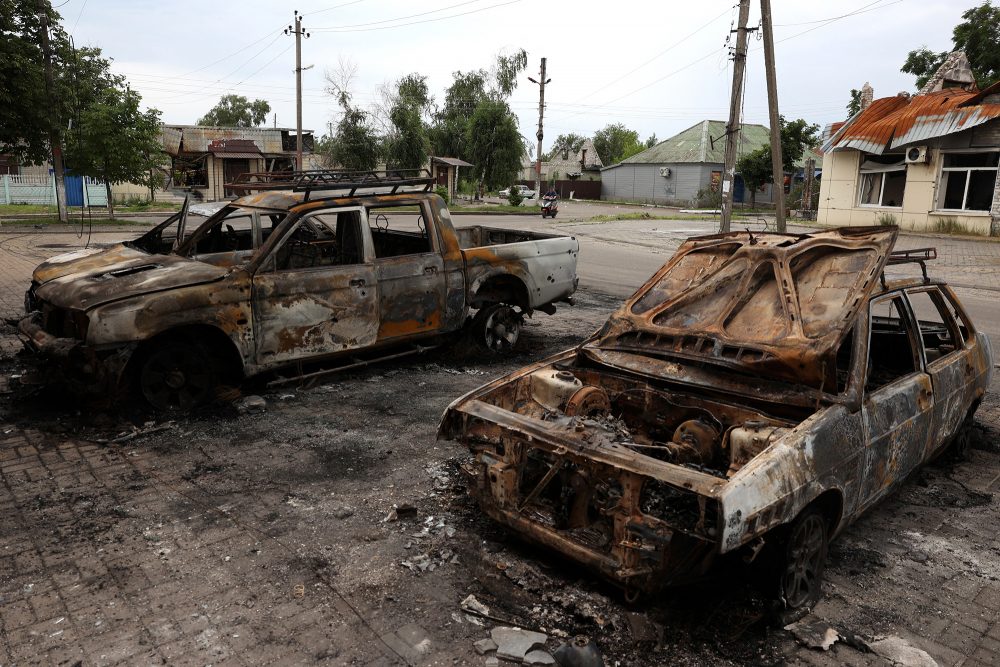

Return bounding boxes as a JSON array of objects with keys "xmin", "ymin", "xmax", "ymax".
[
  {"xmin": 105, "ymin": 180, "xmax": 115, "ymax": 220},
  {"xmin": 750, "ymin": 189, "xmax": 756, "ymax": 211}
]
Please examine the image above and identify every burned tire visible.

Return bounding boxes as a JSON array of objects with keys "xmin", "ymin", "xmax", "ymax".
[
  {"xmin": 134, "ymin": 337, "xmax": 218, "ymax": 412},
  {"xmin": 777, "ymin": 507, "xmax": 829, "ymax": 611},
  {"xmin": 471, "ymin": 303, "xmax": 521, "ymax": 355}
]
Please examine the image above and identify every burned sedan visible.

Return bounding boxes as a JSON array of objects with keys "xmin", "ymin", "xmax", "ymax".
[{"xmin": 439, "ymin": 227, "xmax": 992, "ymax": 610}]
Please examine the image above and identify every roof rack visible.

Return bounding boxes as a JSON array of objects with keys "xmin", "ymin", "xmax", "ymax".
[
  {"xmin": 225, "ymin": 168, "xmax": 435, "ymax": 200},
  {"xmin": 882, "ymin": 247, "xmax": 936, "ymax": 285}
]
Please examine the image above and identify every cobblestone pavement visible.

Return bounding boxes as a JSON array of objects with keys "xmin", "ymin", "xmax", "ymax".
[{"xmin": 3, "ymin": 218, "xmax": 1000, "ymax": 665}]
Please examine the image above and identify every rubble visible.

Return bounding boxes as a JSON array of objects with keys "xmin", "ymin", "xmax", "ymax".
[
  {"xmin": 785, "ymin": 620, "xmax": 840, "ymax": 651},
  {"xmin": 492, "ymin": 626, "xmax": 547, "ymax": 662}
]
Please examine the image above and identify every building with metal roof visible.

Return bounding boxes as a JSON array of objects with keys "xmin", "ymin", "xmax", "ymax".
[
  {"xmin": 818, "ymin": 52, "xmax": 1000, "ymax": 234},
  {"xmin": 161, "ymin": 125, "xmax": 315, "ymax": 202},
  {"xmin": 599, "ymin": 120, "xmax": 782, "ymax": 206}
]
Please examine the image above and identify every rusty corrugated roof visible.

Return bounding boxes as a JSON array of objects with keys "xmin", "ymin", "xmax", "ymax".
[{"xmin": 825, "ymin": 83, "xmax": 1000, "ymax": 154}]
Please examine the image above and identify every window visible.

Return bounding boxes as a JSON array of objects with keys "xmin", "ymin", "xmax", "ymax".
[
  {"xmin": 366, "ymin": 204, "xmax": 433, "ymax": 258},
  {"xmin": 905, "ymin": 289, "xmax": 961, "ymax": 363},
  {"xmin": 937, "ymin": 152, "xmax": 999, "ymax": 211},
  {"xmin": 858, "ymin": 155, "xmax": 906, "ymax": 207},
  {"xmin": 866, "ymin": 295, "xmax": 919, "ymax": 391},
  {"xmin": 271, "ymin": 210, "xmax": 366, "ymax": 271}
]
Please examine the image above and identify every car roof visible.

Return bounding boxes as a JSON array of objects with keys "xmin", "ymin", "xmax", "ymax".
[{"xmin": 229, "ymin": 189, "xmax": 433, "ymax": 212}]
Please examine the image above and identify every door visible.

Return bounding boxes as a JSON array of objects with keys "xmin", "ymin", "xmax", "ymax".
[
  {"xmin": 905, "ymin": 287, "xmax": 975, "ymax": 458},
  {"xmin": 64, "ymin": 174, "xmax": 84, "ymax": 206},
  {"xmin": 859, "ymin": 294, "xmax": 934, "ymax": 507},
  {"xmin": 223, "ymin": 159, "xmax": 250, "ymax": 197},
  {"xmin": 252, "ymin": 208, "xmax": 378, "ymax": 368},
  {"xmin": 367, "ymin": 202, "xmax": 447, "ymax": 340}
]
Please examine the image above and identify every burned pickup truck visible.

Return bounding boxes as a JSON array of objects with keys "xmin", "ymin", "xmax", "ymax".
[
  {"xmin": 440, "ymin": 227, "xmax": 991, "ymax": 610},
  {"xmin": 19, "ymin": 170, "xmax": 578, "ymax": 411}
]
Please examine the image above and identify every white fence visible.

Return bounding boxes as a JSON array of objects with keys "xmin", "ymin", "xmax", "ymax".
[{"xmin": 1, "ymin": 174, "xmax": 108, "ymax": 206}]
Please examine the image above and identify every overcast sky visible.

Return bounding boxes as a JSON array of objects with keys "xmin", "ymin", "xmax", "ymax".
[{"xmin": 61, "ymin": 0, "xmax": 966, "ymax": 152}]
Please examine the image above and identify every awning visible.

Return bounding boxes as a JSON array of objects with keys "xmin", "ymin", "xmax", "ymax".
[{"xmin": 214, "ymin": 152, "xmax": 263, "ymax": 159}]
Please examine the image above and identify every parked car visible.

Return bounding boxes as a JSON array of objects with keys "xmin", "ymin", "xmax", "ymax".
[
  {"xmin": 439, "ymin": 227, "xmax": 991, "ymax": 611},
  {"xmin": 19, "ymin": 170, "xmax": 579, "ymax": 411},
  {"xmin": 499, "ymin": 184, "xmax": 536, "ymax": 199}
]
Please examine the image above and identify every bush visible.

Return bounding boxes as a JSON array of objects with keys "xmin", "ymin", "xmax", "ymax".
[
  {"xmin": 932, "ymin": 216, "xmax": 973, "ymax": 235},
  {"xmin": 876, "ymin": 212, "xmax": 897, "ymax": 226},
  {"xmin": 507, "ymin": 189, "xmax": 524, "ymax": 206},
  {"xmin": 434, "ymin": 185, "xmax": 449, "ymax": 205},
  {"xmin": 693, "ymin": 187, "xmax": 722, "ymax": 209}
]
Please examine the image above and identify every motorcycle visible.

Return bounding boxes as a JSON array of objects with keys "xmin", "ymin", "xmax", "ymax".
[{"xmin": 540, "ymin": 194, "xmax": 559, "ymax": 219}]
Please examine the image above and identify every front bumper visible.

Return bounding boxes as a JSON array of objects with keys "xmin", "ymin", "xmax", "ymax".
[{"xmin": 17, "ymin": 313, "xmax": 132, "ymax": 394}]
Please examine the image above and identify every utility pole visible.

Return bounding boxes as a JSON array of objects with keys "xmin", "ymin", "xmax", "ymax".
[
  {"xmin": 285, "ymin": 12, "xmax": 309, "ymax": 171},
  {"xmin": 719, "ymin": 0, "xmax": 752, "ymax": 233},
  {"xmin": 761, "ymin": 0, "xmax": 786, "ymax": 232},
  {"xmin": 36, "ymin": 0, "xmax": 68, "ymax": 222},
  {"xmin": 528, "ymin": 58, "xmax": 550, "ymax": 200}
]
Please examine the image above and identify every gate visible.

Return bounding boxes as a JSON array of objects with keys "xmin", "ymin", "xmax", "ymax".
[{"xmin": 64, "ymin": 174, "xmax": 85, "ymax": 206}]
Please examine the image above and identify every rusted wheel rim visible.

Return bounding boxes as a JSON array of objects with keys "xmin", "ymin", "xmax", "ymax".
[
  {"xmin": 782, "ymin": 514, "xmax": 826, "ymax": 608},
  {"xmin": 139, "ymin": 346, "xmax": 213, "ymax": 412},
  {"xmin": 483, "ymin": 306, "xmax": 520, "ymax": 353}
]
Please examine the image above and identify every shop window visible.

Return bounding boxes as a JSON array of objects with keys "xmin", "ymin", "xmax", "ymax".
[
  {"xmin": 858, "ymin": 155, "xmax": 906, "ymax": 207},
  {"xmin": 938, "ymin": 152, "xmax": 999, "ymax": 211}
]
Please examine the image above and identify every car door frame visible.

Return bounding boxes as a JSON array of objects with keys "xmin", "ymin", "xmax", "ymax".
[
  {"xmin": 858, "ymin": 290, "xmax": 934, "ymax": 510},
  {"xmin": 903, "ymin": 285, "xmax": 976, "ymax": 459},
  {"xmin": 249, "ymin": 206, "xmax": 379, "ymax": 369},
  {"xmin": 367, "ymin": 199, "xmax": 448, "ymax": 341}
]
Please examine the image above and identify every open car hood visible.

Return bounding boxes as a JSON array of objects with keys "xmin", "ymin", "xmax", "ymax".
[{"xmin": 588, "ymin": 227, "xmax": 897, "ymax": 388}]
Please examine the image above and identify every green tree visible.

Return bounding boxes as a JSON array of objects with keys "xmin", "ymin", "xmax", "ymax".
[
  {"xmin": 385, "ymin": 74, "xmax": 431, "ymax": 170},
  {"xmin": 735, "ymin": 147, "xmax": 772, "ymax": 209},
  {"xmin": 197, "ymin": 94, "xmax": 271, "ymax": 127},
  {"xmin": 465, "ymin": 99, "xmax": 524, "ymax": 192},
  {"xmin": 593, "ymin": 123, "xmax": 643, "ymax": 165},
  {"xmin": 429, "ymin": 70, "xmax": 488, "ymax": 161},
  {"xmin": 544, "ymin": 133, "xmax": 586, "ymax": 160},
  {"xmin": 734, "ymin": 117, "xmax": 820, "ymax": 208},
  {"xmin": 901, "ymin": 47, "xmax": 948, "ymax": 90},
  {"xmin": 64, "ymin": 82, "xmax": 163, "ymax": 219},
  {"xmin": 644, "ymin": 134, "xmax": 658, "ymax": 149},
  {"xmin": 902, "ymin": 2, "xmax": 1000, "ymax": 90},
  {"xmin": 953, "ymin": 1, "xmax": 1000, "ymax": 87},
  {"xmin": 329, "ymin": 108, "xmax": 382, "ymax": 171},
  {"xmin": 847, "ymin": 89, "xmax": 863, "ymax": 116}
]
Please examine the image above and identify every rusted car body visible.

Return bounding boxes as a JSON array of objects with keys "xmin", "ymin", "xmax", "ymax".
[
  {"xmin": 19, "ymin": 172, "xmax": 579, "ymax": 410},
  {"xmin": 439, "ymin": 227, "xmax": 992, "ymax": 608}
]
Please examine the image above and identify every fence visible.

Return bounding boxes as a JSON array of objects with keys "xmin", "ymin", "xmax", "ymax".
[{"xmin": 1, "ymin": 174, "xmax": 108, "ymax": 206}]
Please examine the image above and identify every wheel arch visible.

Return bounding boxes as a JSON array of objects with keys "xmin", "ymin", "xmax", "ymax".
[
  {"xmin": 128, "ymin": 323, "xmax": 246, "ymax": 381},
  {"xmin": 470, "ymin": 273, "xmax": 531, "ymax": 312}
]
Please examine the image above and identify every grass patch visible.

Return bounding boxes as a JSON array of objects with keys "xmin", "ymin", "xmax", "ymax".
[
  {"xmin": 931, "ymin": 216, "xmax": 969, "ymax": 235},
  {"xmin": 876, "ymin": 212, "xmax": 898, "ymax": 226},
  {"xmin": 572, "ymin": 212, "xmax": 756, "ymax": 224},
  {"xmin": 0, "ymin": 204, "xmax": 59, "ymax": 214},
  {"xmin": 451, "ymin": 204, "xmax": 536, "ymax": 214},
  {"xmin": 1, "ymin": 217, "xmax": 150, "ymax": 226}
]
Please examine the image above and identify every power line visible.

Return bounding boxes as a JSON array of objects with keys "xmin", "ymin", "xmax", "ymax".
[
  {"xmin": 71, "ymin": 0, "xmax": 88, "ymax": 30},
  {"xmin": 311, "ymin": 0, "xmax": 489, "ymax": 29},
  {"xmin": 310, "ymin": 0, "xmax": 521, "ymax": 32},
  {"xmin": 774, "ymin": 0, "xmax": 893, "ymax": 26},
  {"xmin": 171, "ymin": 25, "xmax": 288, "ymax": 79},
  {"xmin": 303, "ymin": 0, "xmax": 367, "ymax": 17}
]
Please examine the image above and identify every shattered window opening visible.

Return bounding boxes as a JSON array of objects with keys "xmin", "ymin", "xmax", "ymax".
[
  {"xmin": 866, "ymin": 295, "xmax": 919, "ymax": 391},
  {"xmin": 937, "ymin": 152, "xmax": 999, "ymax": 211},
  {"xmin": 268, "ymin": 209, "xmax": 367, "ymax": 271},
  {"xmin": 858, "ymin": 154, "xmax": 906, "ymax": 208},
  {"xmin": 366, "ymin": 203, "xmax": 434, "ymax": 259},
  {"xmin": 905, "ymin": 288, "xmax": 962, "ymax": 363}
]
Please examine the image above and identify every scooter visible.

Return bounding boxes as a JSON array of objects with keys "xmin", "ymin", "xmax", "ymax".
[{"xmin": 541, "ymin": 194, "xmax": 559, "ymax": 219}]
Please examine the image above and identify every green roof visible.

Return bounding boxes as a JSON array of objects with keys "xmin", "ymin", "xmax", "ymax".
[{"xmin": 617, "ymin": 120, "xmax": 772, "ymax": 165}]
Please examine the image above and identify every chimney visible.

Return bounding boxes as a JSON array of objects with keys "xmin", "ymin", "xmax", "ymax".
[
  {"xmin": 581, "ymin": 148, "xmax": 587, "ymax": 167},
  {"xmin": 860, "ymin": 82, "xmax": 874, "ymax": 111}
]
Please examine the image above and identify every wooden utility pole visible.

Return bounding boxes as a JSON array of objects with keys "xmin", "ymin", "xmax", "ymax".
[
  {"xmin": 36, "ymin": 1, "xmax": 68, "ymax": 222},
  {"xmin": 285, "ymin": 12, "xmax": 309, "ymax": 171},
  {"xmin": 528, "ymin": 58, "xmax": 550, "ymax": 199},
  {"xmin": 760, "ymin": 0, "xmax": 786, "ymax": 232},
  {"xmin": 719, "ymin": 0, "xmax": 752, "ymax": 233}
]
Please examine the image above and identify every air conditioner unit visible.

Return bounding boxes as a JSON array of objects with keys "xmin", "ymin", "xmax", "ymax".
[
  {"xmin": 905, "ymin": 146, "xmax": 929, "ymax": 164},
  {"xmin": 659, "ymin": 166, "xmax": 672, "ymax": 177}
]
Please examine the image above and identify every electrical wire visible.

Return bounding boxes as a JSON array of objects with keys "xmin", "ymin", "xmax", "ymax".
[
  {"xmin": 311, "ymin": 0, "xmax": 489, "ymax": 30},
  {"xmin": 774, "ymin": 0, "xmax": 893, "ymax": 26},
  {"xmin": 303, "ymin": 0, "xmax": 367, "ymax": 17},
  {"xmin": 310, "ymin": 0, "xmax": 521, "ymax": 32},
  {"xmin": 71, "ymin": 0, "xmax": 88, "ymax": 31}
]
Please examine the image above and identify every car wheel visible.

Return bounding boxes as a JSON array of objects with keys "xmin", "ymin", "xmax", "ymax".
[
  {"xmin": 778, "ymin": 508, "xmax": 829, "ymax": 611},
  {"xmin": 471, "ymin": 304, "xmax": 521, "ymax": 355},
  {"xmin": 136, "ymin": 338, "xmax": 217, "ymax": 412}
]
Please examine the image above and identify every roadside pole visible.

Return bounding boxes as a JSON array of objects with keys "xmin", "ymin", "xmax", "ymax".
[
  {"xmin": 719, "ymin": 0, "xmax": 751, "ymax": 233},
  {"xmin": 761, "ymin": 0, "xmax": 786, "ymax": 232},
  {"xmin": 36, "ymin": 1, "xmax": 68, "ymax": 223},
  {"xmin": 528, "ymin": 58, "xmax": 550, "ymax": 201},
  {"xmin": 286, "ymin": 12, "xmax": 309, "ymax": 171},
  {"xmin": 802, "ymin": 157, "xmax": 815, "ymax": 219}
]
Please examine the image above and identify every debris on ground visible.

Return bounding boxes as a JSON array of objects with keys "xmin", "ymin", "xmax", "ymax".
[
  {"xmin": 492, "ymin": 626, "xmax": 548, "ymax": 662},
  {"xmin": 553, "ymin": 635, "xmax": 604, "ymax": 667},
  {"xmin": 235, "ymin": 394, "xmax": 266, "ymax": 413},
  {"xmin": 785, "ymin": 619, "xmax": 840, "ymax": 651},
  {"xmin": 868, "ymin": 636, "xmax": 938, "ymax": 667}
]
